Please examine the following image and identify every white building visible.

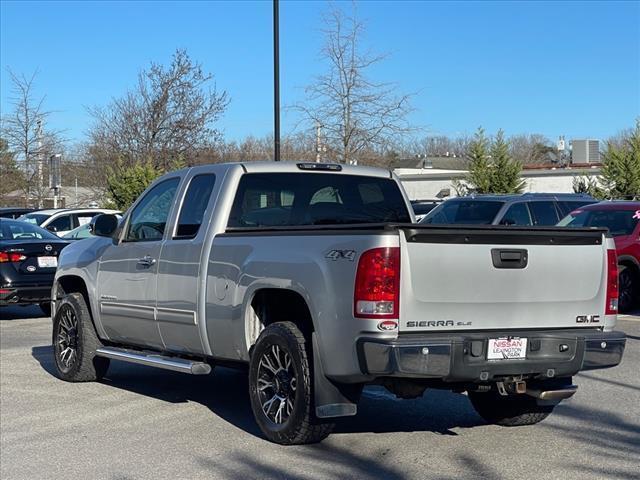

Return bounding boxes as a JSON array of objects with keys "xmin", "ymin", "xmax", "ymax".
[{"xmin": 395, "ymin": 166, "xmax": 601, "ymax": 200}]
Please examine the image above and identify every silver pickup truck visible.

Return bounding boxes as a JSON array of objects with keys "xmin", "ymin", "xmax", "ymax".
[{"xmin": 51, "ymin": 162, "xmax": 626, "ymax": 445}]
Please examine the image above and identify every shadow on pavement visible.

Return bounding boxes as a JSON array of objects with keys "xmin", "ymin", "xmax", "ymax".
[
  {"xmin": 32, "ymin": 343, "xmax": 484, "ymax": 443},
  {"xmin": 0, "ymin": 305, "xmax": 45, "ymax": 320},
  {"xmin": 548, "ymin": 402, "xmax": 640, "ymax": 479}
]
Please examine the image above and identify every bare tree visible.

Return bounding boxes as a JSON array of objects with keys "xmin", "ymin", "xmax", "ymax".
[
  {"xmin": 293, "ymin": 7, "xmax": 416, "ymax": 165},
  {"xmin": 1, "ymin": 70, "xmax": 63, "ymax": 207},
  {"xmin": 508, "ymin": 133, "xmax": 554, "ymax": 164},
  {"xmin": 88, "ymin": 49, "xmax": 229, "ymax": 170}
]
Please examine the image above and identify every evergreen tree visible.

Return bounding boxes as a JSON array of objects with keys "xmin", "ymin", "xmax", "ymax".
[
  {"xmin": 490, "ymin": 130, "xmax": 526, "ymax": 194},
  {"xmin": 599, "ymin": 120, "xmax": 640, "ymax": 199},
  {"xmin": 459, "ymin": 127, "xmax": 526, "ymax": 194},
  {"xmin": 0, "ymin": 138, "xmax": 24, "ymax": 203},
  {"xmin": 106, "ymin": 160, "xmax": 163, "ymax": 211},
  {"xmin": 465, "ymin": 127, "xmax": 493, "ymax": 193}
]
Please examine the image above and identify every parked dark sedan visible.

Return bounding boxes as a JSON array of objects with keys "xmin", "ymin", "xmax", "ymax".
[
  {"xmin": 0, "ymin": 218, "xmax": 70, "ymax": 316},
  {"xmin": 0, "ymin": 207, "xmax": 35, "ymax": 219}
]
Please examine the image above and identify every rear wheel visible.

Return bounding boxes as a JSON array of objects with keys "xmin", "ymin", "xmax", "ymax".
[
  {"xmin": 468, "ymin": 391, "xmax": 554, "ymax": 426},
  {"xmin": 52, "ymin": 293, "xmax": 109, "ymax": 382},
  {"xmin": 248, "ymin": 321, "xmax": 334, "ymax": 445},
  {"xmin": 619, "ymin": 265, "xmax": 639, "ymax": 313}
]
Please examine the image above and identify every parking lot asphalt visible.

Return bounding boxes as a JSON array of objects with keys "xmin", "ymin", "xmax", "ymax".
[{"xmin": 1, "ymin": 306, "xmax": 639, "ymax": 480}]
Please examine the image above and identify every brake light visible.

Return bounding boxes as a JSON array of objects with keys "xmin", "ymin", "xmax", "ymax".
[
  {"xmin": 354, "ymin": 247, "xmax": 400, "ymax": 319},
  {"xmin": 605, "ymin": 249, "xmax": 619, "ymax": 315},
  {"xmin": 0, "ymin": 252, "xmax": 27, "ymax": 263}
]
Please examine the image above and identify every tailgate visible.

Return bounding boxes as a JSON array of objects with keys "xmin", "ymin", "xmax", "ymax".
[{"xmin": 399, "ymin": 226, "xmax": 608, "ymax": 332}]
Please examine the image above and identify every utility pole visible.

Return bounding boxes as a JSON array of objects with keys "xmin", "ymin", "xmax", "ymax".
[
  {"xmin": 273, "ymin": 0, "xmax": 280, "ymax": 161},
  {"xmin": 36, "ymin": 119, "xmax": 43, "ymax": 208},
  {"xmin": 49, "ymin": 154, "xmax": 61, "ymax": 208},
  {"xmin": 316, "ymin": 122, "xmax": 321, "ymax": 163},
  {"xmin": 315, "ymin": 121, "xmax": 326, "ymax": 163}
]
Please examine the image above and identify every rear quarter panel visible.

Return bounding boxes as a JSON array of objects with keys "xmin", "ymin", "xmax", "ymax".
[{"xmin": 205, "ymin": 231, "xmax": 399, "ymax": 378}]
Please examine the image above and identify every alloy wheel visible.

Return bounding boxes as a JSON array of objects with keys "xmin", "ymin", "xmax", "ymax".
[
  {"xmin": 56, "ymin": 305, "xmax": 78, "ymax": 372},
  {"xmin": 257, "ymin": 344, "xmax": 297, "ymax": 425}
]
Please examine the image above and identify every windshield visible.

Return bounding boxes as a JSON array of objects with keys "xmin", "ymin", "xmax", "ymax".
[
  {"xmin": 0, "ymin": 219, "xmax": 61, "ymax": 240},
  {"xmin": 18, "ymin": 213, "xmax": 50, "ymax": 226},
  {"xmin": 558, "ymin": 208, "xmax": 640, "ymax": 236},
  {"xmin": 421, "ymin": 200, "xmax": 505, "ymax": 225}
]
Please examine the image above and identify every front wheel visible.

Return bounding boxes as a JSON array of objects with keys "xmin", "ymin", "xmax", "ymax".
[
  {"xmin": 468, "ymin": 391, "xmax": 555, "ymax": 426},
  {"xmin": 248, "ymin": 321, "xmax": 334, "ymax": 445},
  {"xmin": 52, "ymin": 293, "xmax": 109, "ymax": 382}
]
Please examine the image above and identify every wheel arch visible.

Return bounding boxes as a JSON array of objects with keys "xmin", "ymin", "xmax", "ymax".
[
  {"xmin": 618, "ymin": 255, "xmax": 640, "ymax": 271},
  {"xmin": 244, "ymin": 287, "xmax": 315, "ymax": 356},
  {"xmin": 55, "ymin": 275, "xmax": 103, "ymax": 338}
]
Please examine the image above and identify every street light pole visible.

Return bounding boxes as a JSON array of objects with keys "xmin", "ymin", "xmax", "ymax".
[{"xmin": 273, "ymin": 0, "xmax": 281, "ymax": 162}]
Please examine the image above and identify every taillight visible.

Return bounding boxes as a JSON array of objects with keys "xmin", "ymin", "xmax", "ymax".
[
  {"xmin": 605, "ymin": 249, "xmax": 619, "ymax": 315},
  {"xmin": 0, "ymin": 252, "xmax": 27, "ymax": 263},
  {"xmin": 354, "ymin": 247, "xmax": 400, "ymax": 319}
]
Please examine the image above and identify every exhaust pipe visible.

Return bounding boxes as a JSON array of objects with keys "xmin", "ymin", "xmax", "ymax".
[{"xmin": 526, "ymin": 385, "xmax": 578, "ymax": 401}]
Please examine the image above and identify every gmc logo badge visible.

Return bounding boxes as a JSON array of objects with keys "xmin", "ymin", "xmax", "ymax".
[{"xmin": 576, "ymin": 315, "xmax": 600, "ymax": 324}]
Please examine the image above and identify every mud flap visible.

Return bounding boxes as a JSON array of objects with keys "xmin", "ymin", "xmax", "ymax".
[{"xmin": 312, "ymin": 333, "xmax": 362, "ymax": 418}]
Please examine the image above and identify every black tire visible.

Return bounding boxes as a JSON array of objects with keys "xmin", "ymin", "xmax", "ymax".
[
  {"xmin": 249, "ymin": 321, "xmax": 334, "ymax": 445},
  {"xmin": 52, "ymin": 293, "xmax": 109, "ymax": 382},
  {"xmin": 619, "ymin": 265, "xmax": 639, "ymax": 313},
  {"xmin": 468, "ymin": 391, "xmax": 554, "ymax": 426},
  {"xmin": 39, "ymin": 302, "xmax": 51, "ymax": 318}
]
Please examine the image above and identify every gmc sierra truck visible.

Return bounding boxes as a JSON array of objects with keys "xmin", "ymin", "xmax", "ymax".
[{"xmin": 51, "ymin": 162, "xmax": 626, "ymax": 445}]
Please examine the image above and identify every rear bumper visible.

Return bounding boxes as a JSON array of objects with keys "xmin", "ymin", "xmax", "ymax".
[
  {"xmin": 357, "ymin": 329, "xmax": 626, "ymax": 382},
  {"xmin": 0, "ymin": 285, "xmax": 52, "ymax": 305}
]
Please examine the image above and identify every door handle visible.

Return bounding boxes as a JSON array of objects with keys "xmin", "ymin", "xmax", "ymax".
[
  {"xmin": 137, "ymin": 255, "xmax": 156, "ymax": 267},
  {"xmin": 491, "ymin": 249, "xmax": 528, "ymax": 269}
]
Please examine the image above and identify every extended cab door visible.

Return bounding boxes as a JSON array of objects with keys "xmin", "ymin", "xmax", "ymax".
[
  {"xmin": 96, "ymin": 177, "xmax": 180, "ymax": 349},
  {"xmin": 155, "ymin": 169, "xmax": 220, "ymax": 354}
]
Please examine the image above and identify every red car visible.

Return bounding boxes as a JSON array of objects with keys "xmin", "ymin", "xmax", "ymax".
[{"xmin": 559, "ymin": 201, "xmax": 640, "ymax": 312}]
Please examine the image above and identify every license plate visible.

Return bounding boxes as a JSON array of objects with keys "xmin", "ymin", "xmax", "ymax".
[
  {"xmin": 37, "ymin": 256, "xmax": 57, "ymax": 268},
  {"xmin": 487, "ymin": 337, "xmax": 527, "ymax": 360}
]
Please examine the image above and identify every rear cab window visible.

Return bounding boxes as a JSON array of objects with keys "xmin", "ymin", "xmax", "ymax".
[
  {"xmin": 227, "ymin": 173, "xmax": 411, "ymax": 227},
  {"xmin": 174, "ymin": 174, "xmax": 216, "ymax": 239}
]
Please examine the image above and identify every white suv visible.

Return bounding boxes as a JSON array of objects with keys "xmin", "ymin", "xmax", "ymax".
[{"xmin": 18, "ymin": 208, "xmax": 120, "ymax": 237}]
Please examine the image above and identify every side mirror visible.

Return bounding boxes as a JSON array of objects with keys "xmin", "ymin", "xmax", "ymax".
[
  {"xmin": 91, "ymin": 214, "xmax": 118, "ymax": 237},
  {"xmin": 500, "ymin": 218, "xmax": 516, "ymax": 226},
  {"xmin": 47, "ymin": 225, "xmax": 58, "ymax": 232}
]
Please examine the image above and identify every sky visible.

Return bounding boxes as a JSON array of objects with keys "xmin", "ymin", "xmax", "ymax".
[{"xmin": 1, "ymin": 0, "xmax": 639, "ymax": 146}]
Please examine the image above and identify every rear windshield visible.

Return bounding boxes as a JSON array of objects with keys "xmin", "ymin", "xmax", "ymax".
[
  {"xmin": 0, "ymin": 219, "xmax": 60, "ymax": 240},
  {"xmin": 228, "ymin": 173, "xmax": 411, "ymax": 228},
  {"xmin": 558, "ymin": 208, "xmax": 640, "ymax": 236},
  {"xmin": 421, "ymin": 200, "xmax": 505, "ymax": 225}
]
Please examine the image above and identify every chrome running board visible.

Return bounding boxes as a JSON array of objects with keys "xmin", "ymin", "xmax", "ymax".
[{"xmin": 95, "ymin": 347, "xmax": 211, "ymax": 375}]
